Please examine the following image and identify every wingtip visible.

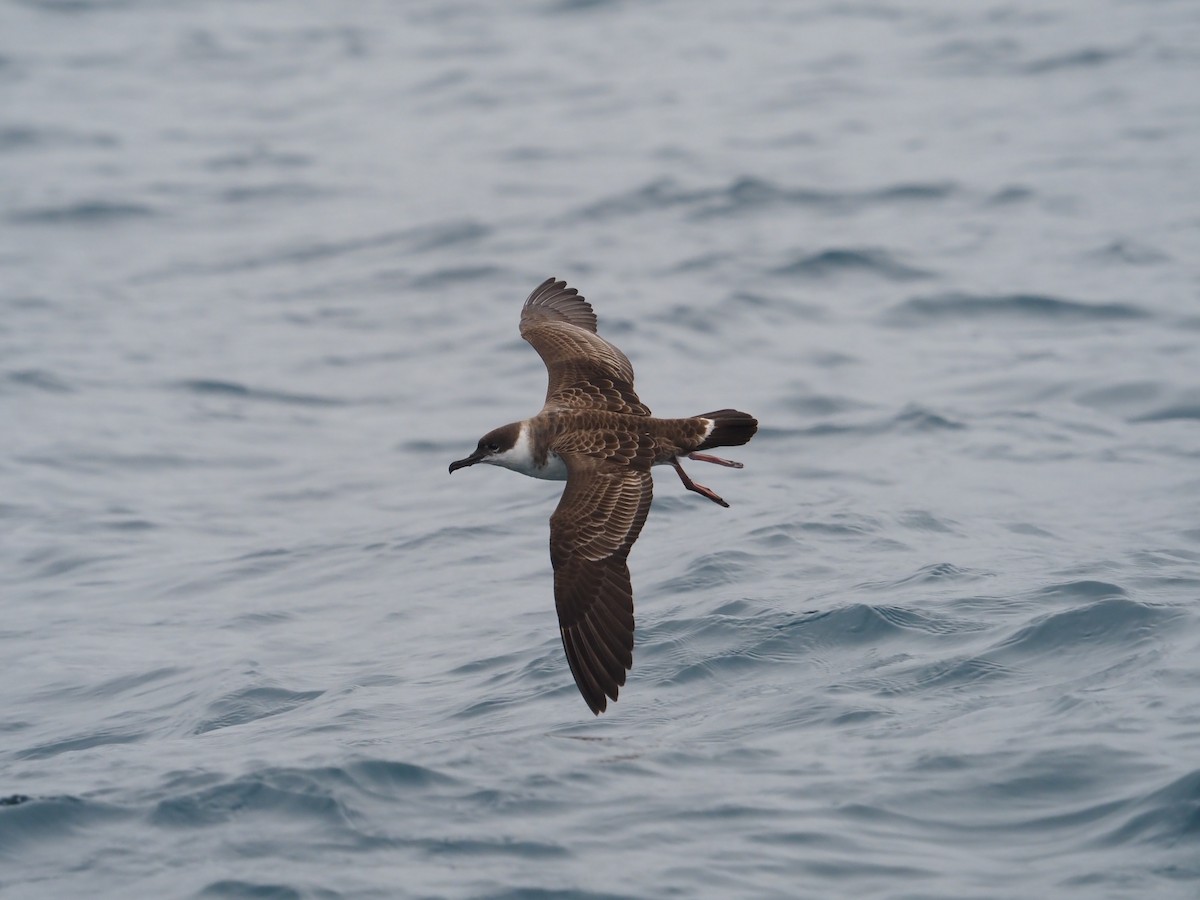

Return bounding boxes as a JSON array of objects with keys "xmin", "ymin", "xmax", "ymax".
[
  {"xmin": 587, "ymin": 685, "xmax": 612, "ymax": 716},
  {"xmin": 521, "ymin": 278, "xmax": 598, "ymax": 334},
  {"xmin": 561, "ymin": 625, "xmax": 623, "ymax": 716}
]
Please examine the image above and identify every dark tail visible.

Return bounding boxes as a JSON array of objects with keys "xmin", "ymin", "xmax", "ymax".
[{"xmin": 694, "ymin": 409, "xmax": 758, "ymax": 450}]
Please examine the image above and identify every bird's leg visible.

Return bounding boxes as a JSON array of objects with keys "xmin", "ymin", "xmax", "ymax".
[
  {"xmin": 670, "ymin": 457, "xmax": 730, "ymax": 508},
  {"xmin": 688, "ymin": 452, "xmax": 743, "ymax": 469}
]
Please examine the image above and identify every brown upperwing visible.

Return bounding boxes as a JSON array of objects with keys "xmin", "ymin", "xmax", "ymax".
[
  {"xmin": 549, "ymin": 430, "xmax": 655, "ymax": 715},
  {"xmin": 519, "ymin": 278, "xmax": 651, "ymax": 417}
]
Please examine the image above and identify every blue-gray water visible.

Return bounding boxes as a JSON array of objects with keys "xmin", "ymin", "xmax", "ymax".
[{"xmin": 3, "ymin": 1, "xmax": 1199, "ymax": 897}]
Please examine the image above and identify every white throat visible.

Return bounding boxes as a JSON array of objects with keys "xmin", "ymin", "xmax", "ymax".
[{"xmin": 487, "ymin": 422, "xmax": 568, "ymax": 481}]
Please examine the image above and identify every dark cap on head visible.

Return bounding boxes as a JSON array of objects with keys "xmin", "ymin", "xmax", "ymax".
[{"xmin": 449, "ymin": 422, "xmax": 521, "ymax": 473}]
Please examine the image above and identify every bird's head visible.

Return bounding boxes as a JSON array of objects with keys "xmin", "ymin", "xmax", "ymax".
[{"xmin": 448, "ymin": 422, "xmax": 523, "ymax": 473}]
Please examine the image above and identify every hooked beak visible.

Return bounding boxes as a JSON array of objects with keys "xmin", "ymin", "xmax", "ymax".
[{"xmin": 448, "ymin": 451, "xmax": 484, "ymax": 474}]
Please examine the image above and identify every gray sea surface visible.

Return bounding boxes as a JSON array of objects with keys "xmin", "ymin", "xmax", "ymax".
[{"xmin": 3, "ymin": 1, "xmax": 1200, "ymax": 897}]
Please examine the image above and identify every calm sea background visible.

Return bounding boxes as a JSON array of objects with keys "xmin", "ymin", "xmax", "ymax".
[{"xmin": 3, "ymin": 1, "xmax": 1199, "ymax": 897}]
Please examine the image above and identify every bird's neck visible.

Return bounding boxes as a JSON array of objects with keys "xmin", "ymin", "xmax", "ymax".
[{"xmin": 489, "ymin": 421, "xmax": 568, "ymax": 481}]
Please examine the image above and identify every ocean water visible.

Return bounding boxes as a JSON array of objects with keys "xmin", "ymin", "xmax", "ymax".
[{"xmin": 2, "ymin": 0, "xmax": 1199, "ymax": 897}]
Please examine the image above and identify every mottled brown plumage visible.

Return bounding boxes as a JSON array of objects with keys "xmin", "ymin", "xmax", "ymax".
[
  {"xmin": 520, "ymin": 279, "xmax": 651, "ymax": 417},
  {"xmin": 450, "ymin": 278, "xmax": 757, "ymax": 715}
]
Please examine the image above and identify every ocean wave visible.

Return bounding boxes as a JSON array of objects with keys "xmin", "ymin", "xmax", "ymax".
[
  {"xmin": 8, "ymin": 200, "xmax": 157, "ymax": 225},
  {"xmin": 0, "ymin": 124, "xmax": 118, "ymax": 152},
  {"xmin": 194, "ymin": 687, "xmax": 326, "ymax": 736},
  {"xmin": 1131, "ymin": 403, "xmax": 1200, "ymax": 423},
  {"xmin": 1096, "ymin": 768, "xmax": 1200, "ymax": 848},
  {"xmin": 885, "ymin": 292, "xmax": 1149, "ymax": 324},
  {"xmin": 771, "ymin": 248, "xmax": 933, "ymax": 281},
  {"xmin": 171, "ymin": 379, "xmax": 346, "ymax": 407},
  {"xmin": 992, "ymin": 596, "xmax": 1176, "ymax": 657},
  {"xmin": 576, "ymin": 175, "xmax": 958, "ymax": 221},
  {"xmin": 151, "ymin": 759, "xmax": 459, "ymax": 830},
  {"xmin": 143, "ymin": 220, "xmax": 492, "ymax": 280},
  {"xmin": 2, "ymin": 368, "xmax": 73, "ymax": 392},
  {"xmin": 0, "ymin": 794, "xmax": 129, "ymax": 849}
]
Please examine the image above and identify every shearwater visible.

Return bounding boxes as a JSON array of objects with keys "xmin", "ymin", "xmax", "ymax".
[{"xmin": 450, "ymin": 278, "xmax": 757, "ymax": 715}]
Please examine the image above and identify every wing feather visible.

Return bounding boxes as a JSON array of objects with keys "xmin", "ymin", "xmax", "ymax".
[
  {"xmin": 550, "ymin": 450, "xmax": 653, "ymax": 715},
  {"xmin": 520, "ymin": 278, "xmax": 650, "ymax": 416}
]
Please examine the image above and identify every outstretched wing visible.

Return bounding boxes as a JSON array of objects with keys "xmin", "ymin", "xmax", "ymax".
[
  {"xmin": 520, "ymin": 278, "xmax": 651, "ymax": 416},
  {"xmin": 549, "ymin": 447, "xmax": 654, "ymax": 715}
]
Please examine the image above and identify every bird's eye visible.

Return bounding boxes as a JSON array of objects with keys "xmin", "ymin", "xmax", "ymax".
[{"xmin": 487, "ymin": 442, "xmax": 500, "ymax": 452}]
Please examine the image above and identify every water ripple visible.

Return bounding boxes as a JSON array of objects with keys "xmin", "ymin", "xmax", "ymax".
[
  {"xmin": 576, "ymin": 175, "xmax": 959, "ymax": 221},
  {"xmin": 8, "ymin": 200, "xmax": 157, "ymax": 225},
  {"xmin": 885, "ymin": 292, "xmax": 1149, "ymax": 325},
  {"xmin": 3, "ymin": 368, "xmax": 72, "ymax": 392},
  {"xmin": 1097, "ymin": 768, "xmax": 1200, "ymax": 848},
  {"xmin": 194, "ymin": 687, "xmax": 326, "ymax": 735},
  {"xmin": 993, "ymin": 596, "xmax": 1176, "ymax": 656},
  {"xmin": 171, "ymin": 379, "xmax": 346, "ymax": 407},
  {"xmin": 771, "ymin": 248, "xmax": 933, "ymax": 281}
]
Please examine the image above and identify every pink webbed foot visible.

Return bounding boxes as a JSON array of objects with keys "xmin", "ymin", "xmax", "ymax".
[
  {"xmin": 688, "ymin": 452, "xmax": 744, "ymax": 469},
  {"xmin": 670, "ymin": 457, "xmax": 730, "ymax": 508}
]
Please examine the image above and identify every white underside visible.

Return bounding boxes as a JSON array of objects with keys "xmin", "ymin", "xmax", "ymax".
[{"xmin": 485, "ymin": 422, "xmax": 569, "ymax": 480}]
